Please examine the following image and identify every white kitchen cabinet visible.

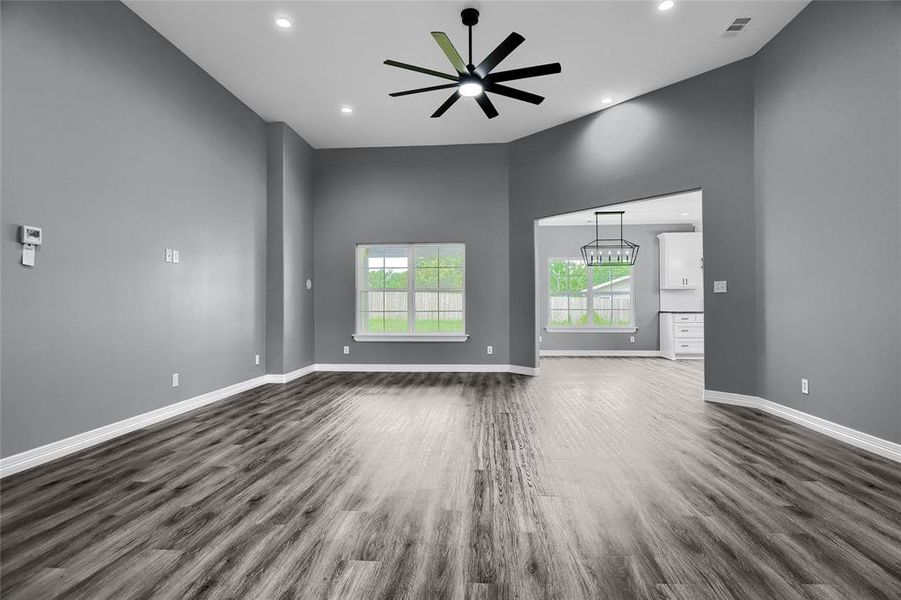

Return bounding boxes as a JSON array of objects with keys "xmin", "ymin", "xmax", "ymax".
[
  {"xmin": 660, "ymin": 312, "xmax": 704, "ymax": 359},
  {"xmin": 658, "ymin": 232, "xmax": 703, "ymax": 289}
]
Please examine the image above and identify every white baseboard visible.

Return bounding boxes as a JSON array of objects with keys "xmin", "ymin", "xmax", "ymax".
[
  {"xmin": 540, "ymin": 350, "xmax": 662, "ymax": 357},
  {"xmin": 704, "ymin": 389, "xmax": 901, "ymax": 463},
  {"xmin": 506, "ymin": 364, "xmax": 540, "ymax": 376},
  {"xmin": 314, "ymin": 363, "xmax": 540, "ymax": 376},
  {"xmin": 0, "ymin": 362, "xmax": 538, "ymax": 478},
  {"xmin": 0, "ymin": 374, "xmax": 270, "ymax": 478},
  {"xmin": 264, "ymin": 364, "xmax": 316, "ymax": 384}
]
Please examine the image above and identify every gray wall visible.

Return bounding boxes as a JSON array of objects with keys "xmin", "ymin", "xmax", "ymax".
[
  {"xmin": 537, "ymin": 224, "xmax": 693, "ymax": 353},
  {"xmin": 266, "ymin": 123, "xmax": 315, "ymax": 374},
  {"xmin": 313, "ymin": 144, "xmax": 510, "ymax": 365},
  {"xmin": 266, "ymin": 125, "xmax": 286, "ymax": 373},
  {"xmin": 1, "ymin": 1, "xmax": 268, "ymax": 456},
  {"xmin": 509, "ymin": 60, "xmax": 758, "ymax": 395},
  {"xmin": 754, "ymin": 1, "xmax": 901, "ymax": 442}
]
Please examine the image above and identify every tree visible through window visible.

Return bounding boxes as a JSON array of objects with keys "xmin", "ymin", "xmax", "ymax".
[
  {"xmin": 549, "ymin": 258, "xmax": 633, "ymax": 328},
  {"xmin": 357, "ymin": 244, "xmax": 465, "ymax": 336}
]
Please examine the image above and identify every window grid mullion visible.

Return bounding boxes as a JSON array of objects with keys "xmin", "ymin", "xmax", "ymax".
[
  {"xmin": 588, "ymin": 264, "xmax": 594, "ymax": 327},
  {"xmin": 407, "ymin": 245, "xmax": 414, "ymax": 334}
]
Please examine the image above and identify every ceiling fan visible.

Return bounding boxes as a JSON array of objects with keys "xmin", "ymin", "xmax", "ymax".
[{"xmin": 384, "ymin": 8, "xmax": 562, "ymax": 119}]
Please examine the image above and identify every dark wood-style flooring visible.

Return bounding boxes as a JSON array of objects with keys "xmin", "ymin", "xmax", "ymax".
[{"xmin": 1, "ymin": 358, "xmax": 900, "ymax": 599}]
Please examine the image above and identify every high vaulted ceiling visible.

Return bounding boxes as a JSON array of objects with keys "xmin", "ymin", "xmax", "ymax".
[{"xmin": 125, "ymin": 1, "xmax": 807, "ymax": 149}]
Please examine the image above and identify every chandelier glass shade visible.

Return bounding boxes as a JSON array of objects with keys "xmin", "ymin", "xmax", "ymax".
[{"xmin": 580, "ymin": 211, "xmax": 639, "ymax": 267}]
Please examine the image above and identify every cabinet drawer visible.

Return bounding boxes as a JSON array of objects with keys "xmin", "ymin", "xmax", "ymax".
[
  {"xmin": 675, "ymin": 339, "xmax": 704, "ymax": 354},
  {"xmin": 673, "ymin": 314, "xmax": 695, "ymax": 323},
  {"xmin": 693, "ymin": 314, "xmax": 704, "ymax": 323},
  {"xmin": 673, "ymin": 323, "xmax": 703, "ymax": 338}
]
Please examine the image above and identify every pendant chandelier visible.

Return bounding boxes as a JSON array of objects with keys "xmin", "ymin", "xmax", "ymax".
[{"xmin": 580, "ymin": 211, "xmax": 639, "ymax": 266}]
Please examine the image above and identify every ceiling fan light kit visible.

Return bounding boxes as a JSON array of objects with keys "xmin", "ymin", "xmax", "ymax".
[{"xmin": 384, "ymin": 8, "xmax": 562, "ymax": 119}]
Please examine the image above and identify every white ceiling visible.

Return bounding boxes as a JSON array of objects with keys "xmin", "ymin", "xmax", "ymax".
[
  {"xmin": 538, "ymin": 190, "xmax": 702, "ymax": 226},
  {"xmin": 125, "ymin": 1, "xmax": 807, "ymax": 149}
]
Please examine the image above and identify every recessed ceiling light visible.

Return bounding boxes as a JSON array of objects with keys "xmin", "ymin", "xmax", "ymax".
[
  {"xmin": 658, "ymin": 0, "xmax": 675, "ymax": 11},
  {"xmin": 341, "ymin": 106, "xmax": 353, "ymax": 114},
  {"xmin": 601, "ymin": 97, "xmax": 613, "ymax": 105},
  {"xmin": 275, "ymin": 17, "xmax": 292, "ymax": 29},
  {"xmin": 680, "ymin": 212, "xmax": 690, "ymax": 216}
]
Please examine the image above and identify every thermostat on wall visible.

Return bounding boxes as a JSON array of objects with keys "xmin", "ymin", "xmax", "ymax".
[
  {"xmin": 19, "ymin": 225, "xmax": 42, "ymax": 245},
  {"xmin": 19, "ymin": 225, "xmax": 43, "ymax": 267}
]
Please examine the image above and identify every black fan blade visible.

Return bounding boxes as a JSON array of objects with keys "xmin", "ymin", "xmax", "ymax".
[
  {"xmin": 431, "ymin": 32, "xmax": 467, "ymax": 75},
  {"xmin": 384, "ymin": 60, "xmax": 458, "ymax": 82},
  {"xmin": 475, "ymin": 93, "xmax": 499, "ymax": 119},
  {"xmin": 431, "ymin": 92, "xmax": 461, "ymax": 118},
  {"xmin": 474, "ymin": 32, "xmax": 525, "ymax": 78},
  {"xmin": 486, "ymin": 83, "xmax": 544, "ymax": 105},
  {"xmin": 390, "ymin": 83, "xmax": 459, "ymax": 97},
  {"xmin": 487, "ymin": 62, "xmax": 561, "ymax": 83}
]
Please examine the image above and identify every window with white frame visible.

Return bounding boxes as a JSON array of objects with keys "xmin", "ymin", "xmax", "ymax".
[
  {"xmin": 356, "ymin": 244, "xmax": 465, "ymax": 337},
  {"xmin": 548, "ymin": 258, "xmax": 633, "ymax": 328}
]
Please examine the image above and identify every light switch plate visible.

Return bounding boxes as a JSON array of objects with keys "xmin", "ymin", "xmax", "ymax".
[
  {"xmin": 172, "ymin": 250, "xmax": 180, "ymax": 264},
  {"xmin": 165, "ymin": 248, "xmax": 173, "ymax": 263},
  {"xmin": 255, "ymin": 354, "xmax": 260, "ymax": 366},
  {"xmin": 22, "ymin": 245, "xmax": 36, "ymax": 267},
  {"xmin": 713, "ymin": 280, "xmax": 727, "ymax": 294},
  {"xmin": 172, "ymin": 373, "xmax": 179, "ymax": 387}
]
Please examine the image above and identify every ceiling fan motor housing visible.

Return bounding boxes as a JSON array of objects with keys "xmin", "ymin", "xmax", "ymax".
[{"xmin": 461, "ymin": 8, "xmax": 480, "ymax": 27}]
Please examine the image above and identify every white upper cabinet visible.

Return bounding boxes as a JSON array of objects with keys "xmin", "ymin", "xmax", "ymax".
[{"xmin": 658, "ymin": 232, "xmax": 703, "ymax": 289}]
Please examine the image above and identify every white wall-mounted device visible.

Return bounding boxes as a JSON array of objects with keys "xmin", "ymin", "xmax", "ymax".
[{"xmin": 19, "ymin": 225, "xmax": 43, "ymax": 267}]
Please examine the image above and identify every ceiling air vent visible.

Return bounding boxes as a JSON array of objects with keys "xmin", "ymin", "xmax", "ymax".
[{"xmin": 722, "ymin": 17, "xmax": 752, "ymax": 38}]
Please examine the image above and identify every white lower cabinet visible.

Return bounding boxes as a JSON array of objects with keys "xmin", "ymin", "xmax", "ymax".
[{"xmin": 660, "ymin": 312, "xmax": 704, "ymax": 359}]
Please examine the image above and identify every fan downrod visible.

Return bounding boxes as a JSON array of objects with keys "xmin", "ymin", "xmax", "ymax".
[{"xmin": 461, "ymin": 8, "xmax": 479, "ymax": 27}]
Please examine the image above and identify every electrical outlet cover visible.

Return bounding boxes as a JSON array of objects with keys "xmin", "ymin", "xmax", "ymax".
[{"xmin": 713, "ymin": 280, "xmax": 728, "ymax": 293}]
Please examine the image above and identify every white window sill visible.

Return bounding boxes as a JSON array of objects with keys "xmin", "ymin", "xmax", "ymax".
[
  {"xmin": 545, "ymin": 327, "xmax": 637, "ymax": 334},
  {"xmin": 352, "ymin": 334, "xmax": 469, "ymax": 343}
]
